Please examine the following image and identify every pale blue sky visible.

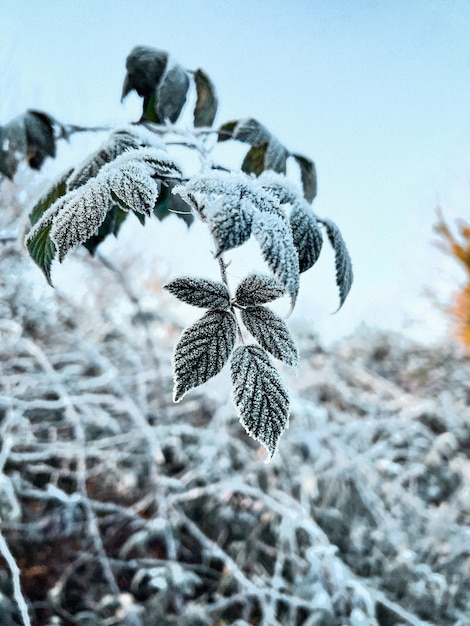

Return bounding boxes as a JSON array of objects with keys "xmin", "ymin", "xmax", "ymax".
[{"xmin": 2, "ymin": 1, "xmax": 470, "ymax": 343}]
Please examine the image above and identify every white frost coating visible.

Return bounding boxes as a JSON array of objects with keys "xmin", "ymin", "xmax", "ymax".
[{"xmin": 107, "ymin": 160, "xmax": 159, "ymax": 215}]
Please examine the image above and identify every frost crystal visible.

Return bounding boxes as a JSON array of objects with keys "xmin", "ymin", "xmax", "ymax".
[{"xmin": 231, "ymin": 345, "xmax": 289, "ymax": 459}]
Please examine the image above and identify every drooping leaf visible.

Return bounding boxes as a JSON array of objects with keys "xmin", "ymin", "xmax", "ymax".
[
  {"xmin": 290, "ymin": 201, "xmax": 323, "ymax": 273},
  {"xmin": 252, "ymin": 210, "xmax": 299, "ymax": 309},
  {"xmin": 173, "ymin": 310, "xmax": 237, "ymax": 401},
  {"xmin": 142, "ymin": 92, "xmax": 161, "ymax": 123},
  {"xmin": 232, "ymin": 118, "xmax": 271, "ymax": 146},
  {"xmin": 319, "ymin": 217, "xmax": 353, "ymax": 310},
  {"xmin": 235, "ymin": 273, "xmax": 285, "ymax": 306},
  {"xmin": 242, "ymin": 144, "xmax": 267, "ymax": 176},
  {"xmin": 164, "ymin": 277, "xmax": 230, "ymax": 309},
  {"xmin": 194, "ymin": 68, "xmax": 218, "ymax": 127},
  {"xmin": 83, "ymin": 205, "xmax": 129, "ymax": 256},
  {"xmin": 50, "ymin": 180, "xmax": 112, "ymax": 262},
  {"xmin": 121, "ymin": 46, "xmax": 168, "ymax": 99},
  {"xmin": 25, "ymin": 196, "xmax": 71, "ymax": 285},
  {"xmin": 241, "ymin": 306, "xmax": 298, "ymax": 366},
  {"xmin": 156, "ymin": 61, "xmax": 190, "ymax": 123},
  {"xmin": 217, "ymin": 120, "xmax": 237, "ymax": 142},
  {"xmin": 29, "ymin": 168, "xmax": 73, "ymax": 226},
  {"xmin": 292, "ymin": 154, "xmax": 317, "ymax": 202},
  {"xmin": 23, "ymin": 110, "xmax": 56, "ymax": 170},
  {"xmin": 265, "ymin": 137, "xmax": 288, "ymax": 174},
  {"xmin": 107, "ymin": 160, "xmax": 159, "ymax": 216},
  {"xmin": 230, "ymin": 345, "xmax": 289, "ymax": 459},
  {"xmin": 0, "ymin": 115, "xmax": 27, "ymax": 179}
]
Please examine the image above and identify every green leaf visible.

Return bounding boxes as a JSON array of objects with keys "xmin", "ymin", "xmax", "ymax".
[
  {"xmin": 265, "ymin": 138, "xmax": 288, "ymax": 174},
  {"xmin": 194, "ymin": 69, "xmax": 218, "ymax": 127},
  {"xmin": 29, "ymin": 168, "xmax": 72, "ymax": 226},
  {"xmin": 173, "ymin": 310, "xmax": 237, "ymax": 402},
  {"xmin": 164, "ymin": 277, "xmax": 230, "ymax": 309},
  {"xmin": 142, "ymin": 92, "xmax": 161, "ymax": 123},
  {"xmin": 240, "ymin": 306, "xmax": 298, "ymax": 366},
  {"xmin": 235, "ymin": 273, "xmax": 285, "ymax": 306},
  {"xmin": 25, "ymin": 220, "xmax": 56, "ymax": 286},
  {"xmin": 156, "ymin": 63, "xmax": 190, "ymax": 123},
  {"xmin": 292, "ymin": 154, "xmax": 317, "ymax": 202},
  {"xmin": 233, "ymin": 118, "xmax": 271, "ymax": 146},
  {"xmin": 231, "ymin": 345, "xmax": 289, "ymax": 460},
  {"xmin": 242, "ymin": 144, "xmax": 267, "ymax": 176},
  {"xmin": 217, "ymin": 120, "xmax": 237, "ymax": 142}
]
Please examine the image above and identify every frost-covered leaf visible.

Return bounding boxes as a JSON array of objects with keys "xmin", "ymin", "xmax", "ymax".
[
  {"xmin": 50, "ymin": 180, "xmax": 112, "ymax": 262},
  {"xmin": 29, "ymin": 168, "xmax": 73, "ymax": 226},
  {"xmin": 83, "ymin": 205, "xmax": 129, "ymax": 256},
  {"xmin": 156, "ymin": 61, "xmax": 190, "ymax": 123},
  {"xmin": 231, "ymin": 345, "xmax": 289, "ymax": 459},
  {"xmin": 67, "ymin": 129, "xmax": 141, "ymax": 190},
  {"xmin": 290, "ymin": 201, "xmax": 323, "ymax": 273},
  {"xmin": 194, "ymin": 68, "xmax": 218, "ymax": 127},
  {"xmin": 23, "ymin": 110, "xmax": 56, "ymax": 170},
  {"xmin": 241, "ymin": 306, "xmax": 298, "ymax": 366},
  {"xmin": 121, "ymin": 46, "xmax": 168, "ymax": 99},
  {"xmin": 252, "ymin": 210, "xmax": 299, "ymax": 308},
  {"xmin": 0, "ymin": 115, "xmax": 27, "ymax": 179},
  {"xmin": 25, "ymin": 195, "xmax": 74, "ymax": 285},
  {"xmin": 320, "ymin": 217, "xmax": 353, "ymax": 309},
  {"xmin": 235, "ymin": 273, "xmax": 285, "ymax": 306},
  {"xmin": 173, "ymin": 310, "xmax": 237, "ymax": 401},
  {"xmin": 232, "ymin": 118, "xmax": 271, "ymax": 146},
  {"xmin": 292, "ymin": 154, "xmax": 317, "ymax": 202},
  {"xmin": 107, "ymin": 160, "xmax": 159, "ymax": 216},
  {"xmin": 164, "ymin": 277, "xmax": 230, "ymax": 309},
  {"xmin": 217, "ymin": 120, "xmax": 237, "ymax": 142},
  {"xmin": 242, "ymin": 144, "xmax": 267, "ymax": 176},
  {"xmin": 265, "ymin": 137, "xmax": 288, "ymax": 174},
  {"xmin": 207, "ymin": 196, "xmax": 254, "ymax": 256}
]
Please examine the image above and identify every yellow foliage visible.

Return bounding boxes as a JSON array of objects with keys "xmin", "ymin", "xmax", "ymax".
[{"xmin": 434, "ymin": 210, "xmax": 470, "ymax": 345}]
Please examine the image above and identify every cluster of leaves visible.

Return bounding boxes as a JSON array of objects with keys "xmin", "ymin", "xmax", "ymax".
[
  {"xmin": 434, "ymin": 210, "xmax": 470, "ymax": 346},
  {"xmin": 21, "ymin": 44, "xmax": 353, "ymax": 456}
]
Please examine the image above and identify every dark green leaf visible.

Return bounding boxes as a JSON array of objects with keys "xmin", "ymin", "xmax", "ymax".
[
  {"xmin": 217, "ymin": 120, "xmax": 237, "ymax": 142},
  {"xmin": 142, "ymin": 92, "xmax": 161, "ymax": 124},
  {"xmin": 290, "ymin": 202, "xmax": 323, "ymax": 273},
  {"xmin": 173, "ymin": 310, "xmax": 237, "ymax": 401},
  {"xmin": 231, "ymin": 345, "xmax": 289, "ymax": 459},
  {"xmin": 156, "ymin": 63, "xmax": 190, "ymax": 123},
  {"xmin": 320, "ymin": 218, "xmax": 353, "ymax": 310},
  {"xmin": 241, "ymin": 306, "xmax": 298, "ymax": 366},
  {"xmin": 242, "ymin": 144, "xmax": 267, "ymax": 176},
  {"xmin": 24, "ymin": 110, "xmax": 56, "ymax": 170},
  {"xmin": 194, "ymin": 69, "xmax": 218, "ymax": 127},
  {"xmin": 292, "ymin": 154, "xmax": 317, "ymax": 202},
  {"xmin": 235, "ymin": 273, "xmax": 285, "ymax": 306},
  {"xmin": 164, "ymin": 277, "xmax": 230, "ymax": 309},
  {"xmin": 265, "ymin": 138, "xmax": 288, "ymax": 174},
  {"xmin": 122, "ymin": 46, "xmax": 168, "ymax": 99},
  {"xmin": 29, "ymin": 168, "xmax": 72, "ymax": 226},
  {"xmin": 25, "ymin": 220, "xmax": 56, "ymax": 286}
]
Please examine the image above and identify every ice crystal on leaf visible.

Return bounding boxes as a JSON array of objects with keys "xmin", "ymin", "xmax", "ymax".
[
  {"xmin": 235, "ymin": 273, "xmax": 285, "ymax": 306},
  {"xmin": 164, "ymin": 277, "xmax": 230, "ymax": 310},
  {"xmin": 231, "ymin": 345, "xmax": 289, "ymax": 459},
  {"xmin": 240, "ymin": 306, "xmax": 299, "ymax": 367},
  {"xmin": 173, "ymin": 310, "xmax": 237, "ymax": 402},
  {"xmin": 252, "ymin": 210, "xmax": 299, "ymax": 309},
  {"xmin": 290, "ymin": 201, "xmax": 323, "ymax": 273},
  {"xmin": 107, "ymin": 160, "xmax": 159, "ymax": 216},
  {"xmin": 319, "ymin": 218, "xmax": 354, "ymax": 310}
]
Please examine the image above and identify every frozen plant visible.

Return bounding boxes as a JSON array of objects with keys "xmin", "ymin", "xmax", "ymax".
[{"xmin": 11, "ymin": 45, "xmax": 353, "ymax": 457}]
